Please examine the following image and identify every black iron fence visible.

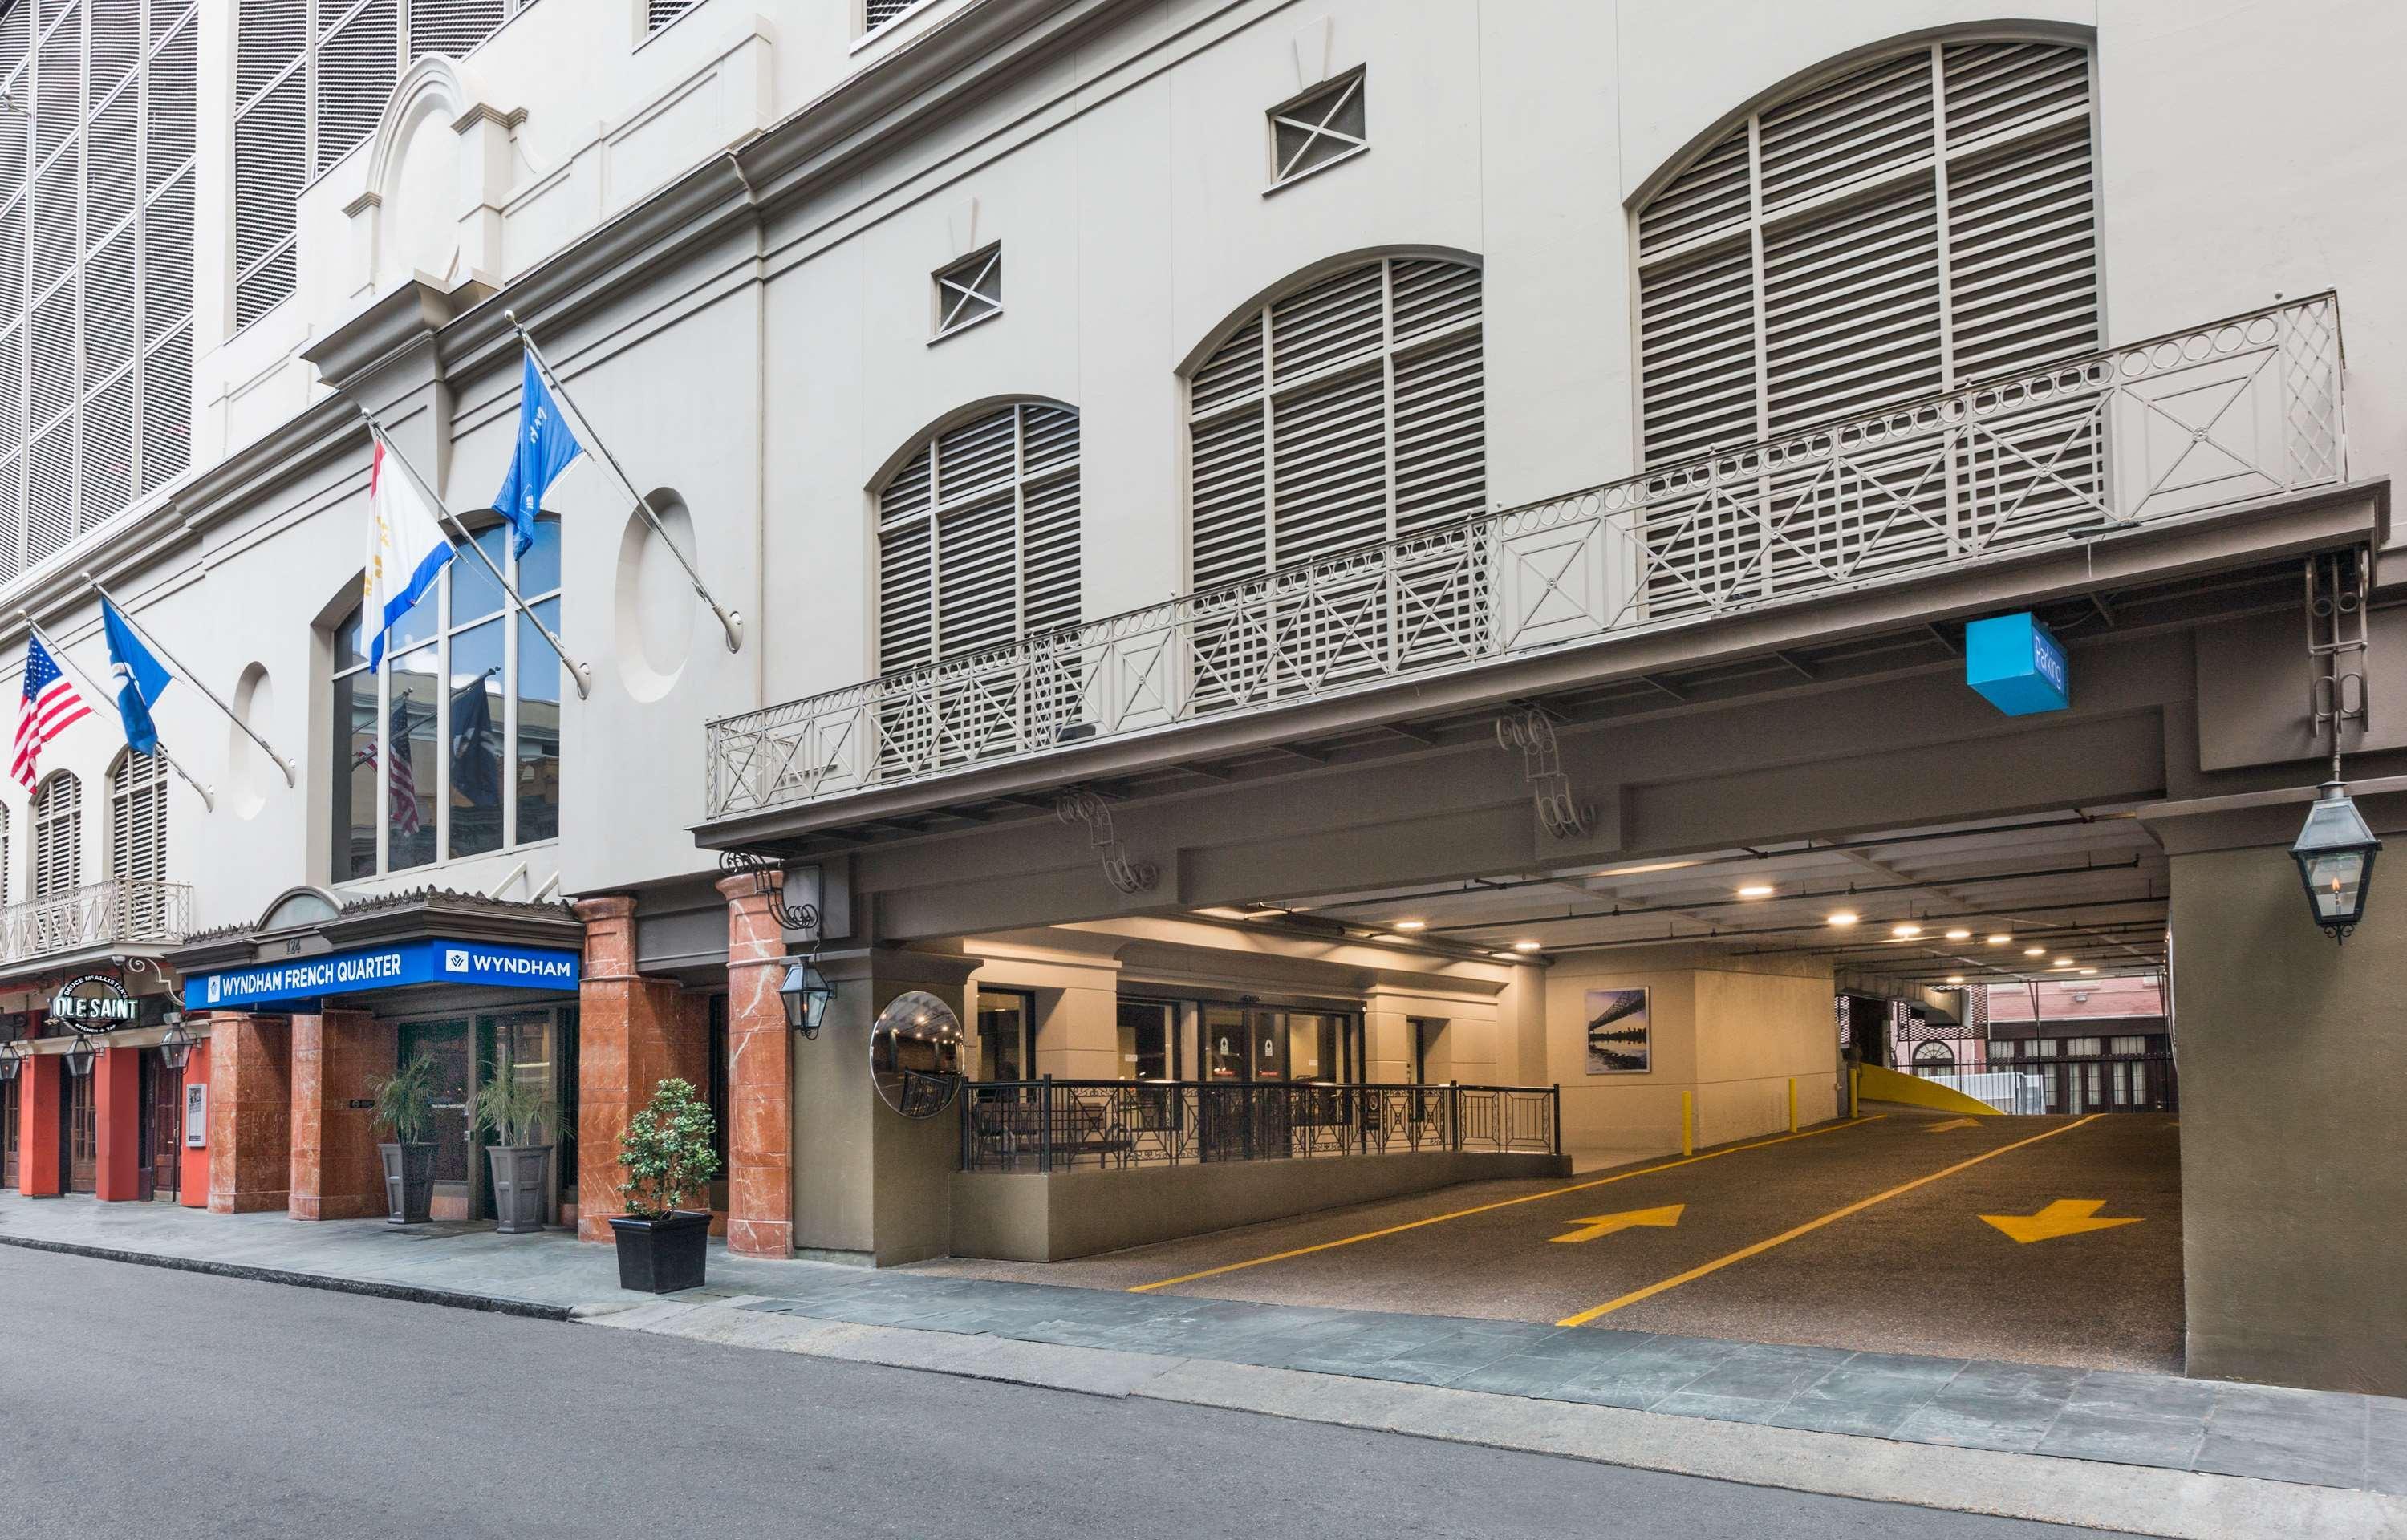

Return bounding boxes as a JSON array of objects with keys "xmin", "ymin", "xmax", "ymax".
[{"xmin": 959, "ymin": 1079, "xmax": 1561, "ymax": 1173}]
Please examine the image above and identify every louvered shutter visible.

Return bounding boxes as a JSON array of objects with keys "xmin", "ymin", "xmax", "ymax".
[
  {"xmin": 233, "ymin": 0, "xmax": 306, "ymax": 330},
  {"xmin": 406, "ymin": 0, "xmax": 506, "ymax": 59},
  {"xmin": 865, "ymin": 0, "xmax": 917, "ymax": 35},
  {"xmin": 34, "ymin": 772, "xmax": 79, "ymax": 901},
  {"xmin": 1636, "ymin": 38, "xmax": 2099, "ymax": 468},
  {"xmin": 318, "ymin": 0, "xmax": 400, "ymax": 173},
  {"xmin": 648, "ymin": 1, "xmax": 700, "ymax": 32},
  {"xmin": 111, "ymin": 750, "xmax": 167, "ymax": 930}
]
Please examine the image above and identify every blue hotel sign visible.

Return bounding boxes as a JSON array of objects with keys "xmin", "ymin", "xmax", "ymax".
[
  {"xmin": 185, "ymin": 939, "xmax": 580, "ymax": 1011},
  {"xmin": 1963, "ymin": 611, "xmax": 2069, "ymax": 716}
]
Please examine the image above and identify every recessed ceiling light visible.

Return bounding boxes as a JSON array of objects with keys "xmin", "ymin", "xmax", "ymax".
[
  {"xmin": 1987, "ymin": 934, "xmax": 2011, "ymax": 946},
  {"xmin": 1737, "ymin": 883, "xmax": 1775, "ymax": 898},
  {"xmin": 1512, "ymin": 939, "xmax": 1544, "ymax": 953},
  {"xmin": 1946, "ymin": 975, "xmax": 1966, "ymax": 984},
  {"xmin": 2052, "ymin": 957, "xmax": 2076, "ymax": 968},
  {"xmin": 1393, "ymin": 919, "xmax": 1426, "ymax": 931},
  {"xmin": 2024, "ymin": 946, "xmax": 2047, "ymax": 958},
  {"xmin": 2080, "ymin": 967, "xmax": 2099, "ymax": 976},
  {"xmin": 1944, "ymin": 928, "xmax": 1971, "ymax": 941},
  {"xmin": 1892, "ymin": 922, "xmax": 1923, "ymax": 938},
  {"xmin": 1827, "ymin": 911, "xmax": 1859, "ymax": 927}
]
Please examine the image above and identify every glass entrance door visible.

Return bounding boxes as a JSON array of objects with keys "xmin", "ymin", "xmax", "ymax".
[
  {"xmin": 140, "ymin": 1052, "xmax": 182, "ymax": 1201},
  {"xmin": 976, "ymin": 990, "xmax": 1035, "ymax": 1081},
  {"xmin": 2, "ymin": 1075, "xmax": 16, "ymax": 1189},
  {"xmin": 480, "ymin": 1010, "xmax": 558, "ymax": 1226},
  {"xmin": 398, "ymin": 1019, "xmax": 471, "ymax": 1214}
]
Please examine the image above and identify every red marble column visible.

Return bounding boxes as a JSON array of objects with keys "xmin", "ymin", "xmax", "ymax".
[
  {"xmin": 208, "ymin": 1012, "xmax": 292, "ymax": 1214},
  {"xmin": 178, "ymin": 1039, "xmax": 210, "ymax": 1208},
  {"xmin": 572, "ymin": 896, "xmax": 699, "ymax": 1240},
  {"xmin": 16, "ymin": 1052, "xmax": 60, "ymax": 1197},
  {"xmin": 720, "ymin": 871, "xmax": 792, "ymax": 1259},
  {"xmin": 93, "ymin": 1044, "xmax": 143, "ymax": 1200},
  {"xmin": 290, "ymin": 1010, "xmax": 393, "ymax": 1220}
]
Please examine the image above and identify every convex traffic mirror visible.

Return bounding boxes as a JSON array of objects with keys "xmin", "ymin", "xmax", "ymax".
[{"xmin": 870, "ymin": 991, "xmax": 964, "ymax": 1118}]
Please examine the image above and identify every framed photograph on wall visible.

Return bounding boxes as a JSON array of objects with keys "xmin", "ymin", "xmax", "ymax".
[
  {"xmin": 1585, "ymin": 987, "xmax": 1650, "ymax": 1074},
  {"xmin": 185, "ymin": 1083, "xmax": 207, "ymax": 1148}
]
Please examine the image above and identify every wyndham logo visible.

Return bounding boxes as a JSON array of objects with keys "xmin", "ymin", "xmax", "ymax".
[{"xmin": 444, "ymin": 948, "xmax": 469, "ymax": 973}]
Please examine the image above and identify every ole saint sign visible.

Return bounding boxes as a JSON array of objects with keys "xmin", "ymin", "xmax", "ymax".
[{"xmin": 50, "ymin": 974, "xmax": 138, "ymax": 1036}]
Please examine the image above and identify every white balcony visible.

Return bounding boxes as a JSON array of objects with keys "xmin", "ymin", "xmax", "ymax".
[
  {"xmin": 704, "ymin": 295, "xmax": 2345, "ymax": 825},
  {"xmin": 2, "ymin": 879, "xmax": 196, "ymax": 966}
]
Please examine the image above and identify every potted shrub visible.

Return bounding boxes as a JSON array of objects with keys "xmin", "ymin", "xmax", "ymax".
[
  {"xmin": 610, "ymin": 1077, "xmax": 720, "ymax": 1293},
  {"xmin": 473, "ymin": 1064, "xmax": 554, "ymax": 1235},
  {"xmin": 369, "ymin": 1052, "xmax": 440, "ymax": 1226}
]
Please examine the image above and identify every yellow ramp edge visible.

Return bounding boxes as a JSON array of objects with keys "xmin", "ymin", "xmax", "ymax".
[{"xmin": 1854, "ymin": 1061, "xmax": 2001, "ymax": 1117}]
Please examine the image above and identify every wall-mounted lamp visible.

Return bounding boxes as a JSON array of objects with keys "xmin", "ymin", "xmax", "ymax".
[{"xmin": 720, "ymin": 850, "xmax": 833, "ymax": 1039}]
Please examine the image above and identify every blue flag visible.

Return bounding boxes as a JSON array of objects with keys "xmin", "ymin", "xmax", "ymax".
[
  {"xmin": 99, "ymin": 598, "xmax": 172, "ymax": 756},
  {"xmin": 492, "ymin": 351, "xmax": 582, "ymax": 558}
]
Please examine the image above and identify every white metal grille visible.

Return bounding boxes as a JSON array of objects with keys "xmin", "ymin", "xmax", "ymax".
[
  {"xmin": 1269, "ymin": 70, "xmax": 1366, "ymax": 187},
  {"xmin": 647, "ymin": 0, "xmax": 698, "ymax": 32},
  {"xmin": 932, "ymin": 245, "xmax": 1001, "ymax": 338},
  {"xmin": 31, "ymin": 768, "xmax": 78, "ymax": 900},
  {"xmin": 863, "ymin": 0, "xmax": 917, "ymax": 37},
  {"xmin": 1638, "ymin": 38, "xmax": 2098, "ymax": 456},
  {"xmin": 0, "ymin": 1, "xmax": 199, "ymax": 578}
]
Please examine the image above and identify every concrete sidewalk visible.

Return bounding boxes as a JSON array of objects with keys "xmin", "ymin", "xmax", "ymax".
[{"xmin": 6, "ymin": 1195, "xmax": 2402, "ymax": 1540}]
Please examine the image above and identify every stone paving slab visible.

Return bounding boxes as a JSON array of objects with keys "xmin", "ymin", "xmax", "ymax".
[{"xmin": 5, "ymin": 1192, "xmax": 2403, "ymax": 1507}]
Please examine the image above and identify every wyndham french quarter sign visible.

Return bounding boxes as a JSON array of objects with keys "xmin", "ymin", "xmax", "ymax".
[{"xmin": 184, "ymin": 939, "xmax": 580, "ymax": 1011}]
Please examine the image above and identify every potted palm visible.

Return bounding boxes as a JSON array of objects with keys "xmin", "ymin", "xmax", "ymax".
[
  {"xmin": 369, "ymin": 1052, "xmax": 440, "ymax": 1226},
  {"xmin": 610, "ymin": 1077, "xmax": 719, "ymax": 1293},
  {"xmin": 473, "ymin": 1064, "xmax": 554, "ymax": 1235}
]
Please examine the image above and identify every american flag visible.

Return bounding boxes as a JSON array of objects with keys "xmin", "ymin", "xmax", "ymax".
[
  {"xmin": 14, "ymin": 636, "xmax": 91, "ymax": 792},
  {"xmin": 352, "ymin": 697, "xmax": 422, "ymax": 835}
]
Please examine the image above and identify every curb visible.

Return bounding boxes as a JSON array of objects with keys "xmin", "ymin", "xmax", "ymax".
[{"xmin": 0, "ymin": 1231, "xmax": 576, "ymax": 1321}]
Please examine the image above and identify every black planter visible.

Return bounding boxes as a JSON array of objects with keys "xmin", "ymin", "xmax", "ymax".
[
  {"xmin": 378, "ymin": 1142, "xmax": 436, "ymax": 1226},
  {"xmin": 609, "ymin": 1210, "xmax": 710, "ymax": 1293}
]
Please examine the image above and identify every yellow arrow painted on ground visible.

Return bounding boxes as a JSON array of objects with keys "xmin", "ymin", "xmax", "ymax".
[
  {"xmin": 1925, "ymin": 1117, "xmax": 1982, "ymax": 1133},
  {"xmin": 1551, "ymin": 1205, "xmax": 1685, "ymax": 1244},
  {"xmin": 1979, "ymin": 1199, "xmax": 2144, "ymax": 1244}
]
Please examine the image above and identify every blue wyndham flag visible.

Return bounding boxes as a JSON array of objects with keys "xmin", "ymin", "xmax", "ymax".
[
  {"xmin": 99, "ymin": 598, "xmax": 173, "ymax": 756},
  {"xmin": 492, "ymin": 351, "xmax": 582, "ymax": 558}
]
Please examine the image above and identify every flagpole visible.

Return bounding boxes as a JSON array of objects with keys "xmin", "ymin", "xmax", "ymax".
[
  {"xmin": 502, "ymin": 310, "xmax": 745, "ymax": 654},
  {"xmin": 81, "ymin": 574, "xmax": 297, "ymax": 788},
  {"xmin": 358, "ymin": 411, "xmax": 594, "ymax": 701},
  {"xmin": 19, "ymin": 612, "xmax": 214, "ymax": 812}
]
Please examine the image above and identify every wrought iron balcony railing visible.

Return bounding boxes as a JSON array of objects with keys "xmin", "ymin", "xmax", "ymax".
[
  {"xmin": 708, "ymin": 295, "xmax": 2344, "ymax": 821},
  {"xmin": 959, "ymin": 1079, "xmax": 1563, "ymax": 1173},
  {"xmin": 2, "ymin": 879, "xmax": 195, "ymax": 963}
]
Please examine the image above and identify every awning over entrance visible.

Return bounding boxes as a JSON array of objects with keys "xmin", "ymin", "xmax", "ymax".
[{"xmin": 168, "ymin": 886, "xmax": 583, "ymax": 1013}]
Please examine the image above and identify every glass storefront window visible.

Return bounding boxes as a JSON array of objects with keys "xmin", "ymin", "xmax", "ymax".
[
  {"xmin": 1120, "ymin": 1000, "xmax": 1172, "ymax": 1080},
  {"xmin": 328, "ymin": 518, "xmax": 563, "ymax": 881},
  {"xmin": 976, "ymin": 990, "xmax": 1033, "ymax": 1081}
]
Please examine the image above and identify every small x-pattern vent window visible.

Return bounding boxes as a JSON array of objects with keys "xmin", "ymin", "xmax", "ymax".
[
  {"xmin": 1268, "ymin": 69, "xmax": 1366, "ymax": 188},
  {"xmin": 863, "ymin": 0, "xmax": 918, "ymax": 38},
  {"xmin": 931, "ymin": 245, "xmax": 1000, "ymax": 340}
]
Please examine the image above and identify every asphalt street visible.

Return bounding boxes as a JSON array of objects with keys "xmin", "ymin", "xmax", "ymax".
[
  {"xmin": 924, "ymin": 1110, "xmax": 2182, "ymax": 1371},
  {"xmin": 0, "ymin": 1246, "xmax": 2114, "ymax": 1539}
]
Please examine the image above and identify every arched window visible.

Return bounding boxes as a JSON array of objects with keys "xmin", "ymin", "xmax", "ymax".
[
  {"xmin": 108, "ymin": 749, "xmax": 168, "ymax": 888},
  {"xmin": 331, "ymin": 514, "xmax": 562, "ymax": 881},
  {"xmin": 32, "ymin": 771, "xmax": 79, "ymax": 900},
  {"xmin": 1185, "ymin": 256, "xmax": 1484, "ymax": 590},
  {"xmin": 1634, "ymin": 38, "xmax": 2098, "ymax": 466},
  {"xmin": 875, "ymin": 401, "xmax": 1080, "ymax": 674}
]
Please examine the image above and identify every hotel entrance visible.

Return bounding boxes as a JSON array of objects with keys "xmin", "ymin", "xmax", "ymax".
[
  {"xmin": 392, "ymin": 1006, "xmax": 575, "ymax": 1223},
  {"xmin": 1198, "ymin": 1004, "xmax": 1362, "ymax": 1084}
]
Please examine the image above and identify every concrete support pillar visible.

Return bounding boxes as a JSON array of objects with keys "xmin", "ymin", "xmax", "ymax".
[
  {"xmin": 179, "ymin": 1039, "xmax": 210, "ymax": 1209},
  {"xmin": 16, "ymin": 1052, "xmax": 60, "ymax": 1197},
  {"xmin": 93, "ymin": 1044, "xmax": 143, "ymax": 1200},
  {"xmin": 290, "ymin": 1011, "xmax": 394, "ymax": 1221},
  {"xmin": 571, "ymin": 896, "xmax": 699, "ymax": 1240},
  {"xmin": 2153, "ymin": 794, "xmax": 2407, "ymax": 1395},
  {"xmin": 792, "ymin": 949, "xmax": 977, "ymax": 1267},
  {"xmin": 207, "ymin": 1012, "xmax": 292, "ymax": 1214},
  {"xmin": 718, "ymin": 872, "xmax": 793, "ymax": 1259}
]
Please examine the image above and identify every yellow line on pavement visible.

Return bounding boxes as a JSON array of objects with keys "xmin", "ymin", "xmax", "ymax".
[
  {"xmin": 1126, "ymin": 1115, "xmax": 1888, "ymax": 1294},
  {"xmin": 1554, "ymin": 1113, "xmax": 2107, "ymax": 1328}
]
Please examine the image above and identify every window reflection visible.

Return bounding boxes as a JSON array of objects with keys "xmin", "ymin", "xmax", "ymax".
[
  {"xmin": 388, "ymin": 645, "xmax": 439, "ymax": 872},
  {"xmin": 517, "ymin": 598, "xmax": 561, "ymax": 845},
  {"xmin": 449, "ymin": 618, "xmax": 505, "ymax": 860}
]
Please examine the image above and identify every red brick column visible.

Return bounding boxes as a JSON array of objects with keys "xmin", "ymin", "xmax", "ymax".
[
  {"xmin": 178, "ymin": 1039, "xmax": 209, "ymax": 1208},
  {"xmin": 290, "ymin": 1011, "xmax": 393, "ymax": 1220},
  {"xmin": 16, "ymin": 1052, "xmax": 60, "ymax": 1197},
  {"xmin": 208, "ymin": 1012, "xmax": 292, "ymax": 1214},
  {"xmin": 572, "ymin": 896, "xmax": 699, "ymax": 1240},
  {"xmin": 720, "ymin": 871, "xmax": 792, "ymax": 1259},
  {"xmin": 93, "ymin": 1044, "xmax": 142, "ymax": 1200}
]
